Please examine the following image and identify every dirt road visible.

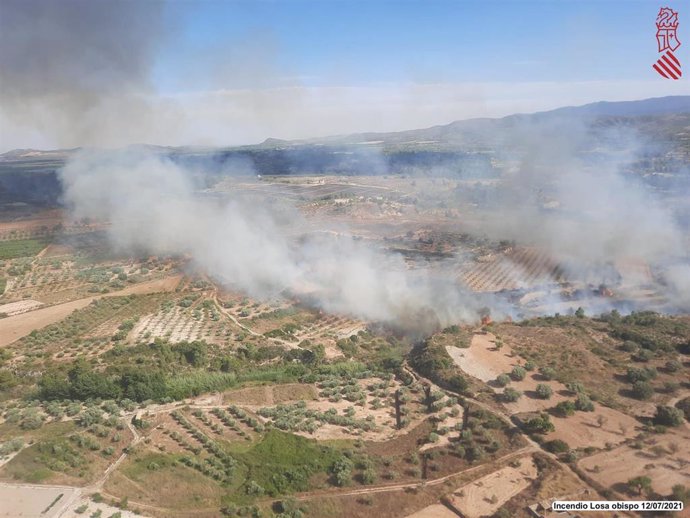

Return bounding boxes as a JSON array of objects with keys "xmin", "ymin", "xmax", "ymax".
[{"xmin": 0, "ymin": 275, "xmax": 182, "ymax": 347}]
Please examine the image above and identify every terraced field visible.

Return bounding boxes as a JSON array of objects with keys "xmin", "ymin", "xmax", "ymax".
[
  {"xmin": 131, "ymin": 300, "xmax": 241, "ymax": 345},
  {"xmin": 460, "ymin": 247, "xmax": 564, "ymax": 292},
  {"xmin": 0, "ymin": 255, "xmax": 174, "ymax": 305}
]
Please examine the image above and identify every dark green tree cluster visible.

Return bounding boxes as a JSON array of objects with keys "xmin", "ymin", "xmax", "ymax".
[{"xmin": 409, "ymin": 340, "xmax": 469, "ymax": 394}]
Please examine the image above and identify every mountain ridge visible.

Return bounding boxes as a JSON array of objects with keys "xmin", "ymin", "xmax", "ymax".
[{"xmin": 3, "ymin": 95, "xmax": 688, "ymax": 158}]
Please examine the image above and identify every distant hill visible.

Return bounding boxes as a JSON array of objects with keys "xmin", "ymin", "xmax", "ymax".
[
  {"xmin": 0, "ymin": 148, "xmax": 80, "ymax": 162},
  {"xmin": 528, "ymin": 95, "xmax": 690, "ymax": 118},
  {"xmin": 298, "ymin": 95, "xmax": 690, "ymax": 149},
  {"xmin": 0, "ymin": 95, "xmax": 688, "ymax": 206},
  {"xmin": 3, "ymin": 96, "xmax": 688, "ymax": 159}
]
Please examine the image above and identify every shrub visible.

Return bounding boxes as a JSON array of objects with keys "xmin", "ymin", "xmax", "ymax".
[
  {"xmin": 524, "ymin": 414, "xmax": 555, "ymax": 434},
  {"xmin": 331, "ymin": 456, "xmax": 353, "ymax": 487},
  {"xmin": 654, "ymin": 406, "xmax": 684, "ymax": 427},
  {"xmin": 0, "ymin": 437, "xmax": 24, "ymax": 456},
  {"xmin": 634, "ymin": 349, "xmax": 654, "ymax": 362},
  {"xmin": 622, "ymin": 341, "xmax": 640, "ymax": 353},
  {"xmin": 539, "ymin": 366, "xmax": 556, "ymax": 381},
  {"xmin": 245, "ymin": 481, "xmax": 265, "ymax": 496},
  {"xmin": 675, "ymin": 397, "xmax": 690, "ymax": 420},
  {"xmin": 544, "ymin": 439, "xmax": 570, "ymax": 453},
  {"xmin": 495, "ymin": 374, "xmax": 511, "ymax": 387},
  {"xmin": 20, "ymin": 411, "xmax": 43, "ymax": 430},
  {"xmin": 626, "ymin": 366, "xmax": 657, "ymax": 383},
  {"xmin": 663, "ymin": 381, "xmax": 680, "ymax": 394},
  {"xmin": 566, "ymin": 382, "xmax": 585, "ymax": 395},
  {"xmin": 553, "ymin": 400, "xmax": 576, "ymax": 417},
  {"xmin": 78, "ymin": 407, "xmax": 104, "ymax": 427},
  {"xmin": 510, "ymin": 366, "xmax": 526, "ymax": 381},
  {"xmin": 665, "ymin": 359, "xmax": 682, "ymax": 372},
  {"xmin": 535, "ymin": 384, "xmax": 553, "ymax": 399},
  {"xmin": 627, "ymin": 475, "xmax": 652, "ymax": 495},
  {"xmin": 501, "ymin": 388, "xmax": 522, "ymax": 403},
  {"xmin": 631, "ymin": 381, "xmax": 654, "ymax": 400},
  {"xmin": 671, "ymin": 485, "xmax": 690, "ymax": 506},
  {"xmin": 574, "ymin": 394, "xmax": 594, "ymax": 412},
  {"xmin": 361, "ymin": 468, "xmax": 377, "ymax": 485}
]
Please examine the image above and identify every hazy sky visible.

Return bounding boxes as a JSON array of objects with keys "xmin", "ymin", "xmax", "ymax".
[{"xmin": 1, "ymin": 0, "xmax": 688, "ymax": 151}]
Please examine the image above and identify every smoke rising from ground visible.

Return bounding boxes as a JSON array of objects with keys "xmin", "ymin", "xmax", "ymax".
[
  {"xmin": 464, "ymin": 117, "xmax": 689, "ymax": 283},
  {"xmin": 461, "ymin": 117, "xmax": 690, "ymax": 315},
  {"xmin": 58, "ymin": 109, "xmax": 690, "ymax": 332},
  {"xmin": 60, "ymin": 149, "xmax": 492, "ymax": 335}
]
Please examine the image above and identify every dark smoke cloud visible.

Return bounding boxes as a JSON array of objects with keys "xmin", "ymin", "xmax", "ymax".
[{"xmin": 0, "ymin": 0, "xmax": 169, "ymax": 146}]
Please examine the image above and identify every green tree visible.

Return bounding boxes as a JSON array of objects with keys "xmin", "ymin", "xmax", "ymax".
[
  {"xmin": 510, "ymin": 366, "xmax": 526, "ymax": 381},
  {"xmin": 68, "ymin": 361, "xmax": 121, "ymax": 400},
  {"xmin": 538, "ymin": 366, "xmax": 557, "ymax": 381},
  {"xmin": 524, "ymin": 413, "xmax": 555, "ymax": 434},
  {"xmin": 553, "ymin": 400, "xmax": 576, "ymax": 417},
  {"xmin": 574, "ymin": 394, "xmax": 594, "ymax": 411},
  {"xmin": 665, "ymin": 360, "xmax": 682, "ymax": 372},
  {"xmin": 627, "ymin": 476, "xmax": 652, "ymax": 496},
  {"xmin": 544, "ymin": 439, "xmax": 569, "ymax": 453},
  {"xmin": 38, "ymin": 373, "xmax": 71, "ymax": 400},
  {"xmin": 631, "ymin": 381, "xmax": 654, "ymax": 400},
  {"xmin": 495, "ymin": 374, "xmax": 511, "ymax": 387},
  {"xmin": 501, "ymin": 388, "xmax": 522, "ymax": 403},
  {"xmin": 361, "ymin": 468, "xmax": 377, "ymax": 485},
  {"xmin": 0, "ymin": 370, "xmax": 18, "ymax": 391},
  {"xmin": 331, "ymin": 456, "xmax": 353, "ymax": 487},
  {"xmin": 535, "ymin": 384, "xmax": 553, "ymax": 399},
  {"xmin": 119, "ymin": 369, "xmax": 167, "ymax": 402},
  {"xmin": 654, "ymin": 406, "xmax": 684, "ymax": 427},
  {"xmin": 671, "ymin": 485, "xmax": 690, "ymax": 506}
]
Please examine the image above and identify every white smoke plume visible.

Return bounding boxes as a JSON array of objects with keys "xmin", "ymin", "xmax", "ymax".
[
  {"xmin": 59, "ymin": 149, "xmax": 494, "ymax": 335},
  {"xmin": 466, "ymin": 119, "xmax": 686, "ymax": 264}
]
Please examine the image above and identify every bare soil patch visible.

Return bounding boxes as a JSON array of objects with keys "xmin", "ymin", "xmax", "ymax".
[
  {"xmin": 578, "ymin": 424, "xmax": 690, "ymax": 495},
  {"xmin": 0, "ymin": 296, "xmax": 96, "ymax": 347},
  {"xmin": 448, "ymin": 333, "xmax": 568, "ymax": 414},
  {"xmin": 404, "ymin": 503, "xmax": 458, "ymax": 518},
  {"xmin": 0, "ymin": 274, "xmax": 182, "ymax": 347},
  {"xmin": 0, "ymin": 482, "xmax": 79, "ymax": 518},
  {"xmin": 273, "ymin": 383, "xmax": 319, "ymax": 403},
  {"xmin": 445, "ymin": 455, "xmax": 538, "ymax": 518},
  {"xmin": 0, "ymin": 299, "xmax": 43, "ymax": 316},
  {"xmin": 105, "ymin": 458, "xmax": 224, "ymax": 511},
  {"xmin": 497, "ymin": 454, "xmax": 607, "ymax": 518},
  {"xmin": 223, "ymin": 385, "xmax": 273, "ymax": 406},
  {"xmin": 547, "ymin": 405, "xmax": 640, "ymax": 450},
  {"xmin": 446, "ymin": 333, "xmax": 510, "ymax": 383}
]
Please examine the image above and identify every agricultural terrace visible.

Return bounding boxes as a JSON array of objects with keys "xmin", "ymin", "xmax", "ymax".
[{"xmin": 435, "ymin": 311, "xmax": 690, "ymax": 512}]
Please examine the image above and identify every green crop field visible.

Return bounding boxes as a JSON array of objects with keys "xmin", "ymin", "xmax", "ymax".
[{"xmin": 0, "ymin": 239, "xmax": 46, "ymax": 259}]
